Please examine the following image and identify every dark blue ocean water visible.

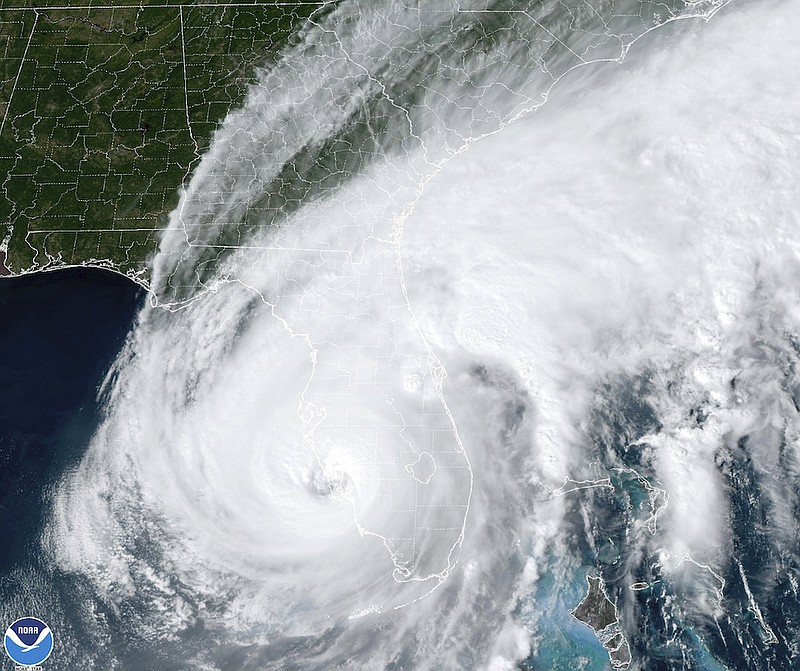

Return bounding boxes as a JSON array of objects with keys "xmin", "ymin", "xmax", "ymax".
[{"xmin": 0, "ymin": 268, "xmax": 143, "ymax": 573}]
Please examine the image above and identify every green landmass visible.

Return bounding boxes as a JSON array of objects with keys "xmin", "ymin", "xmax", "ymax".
[
  {"xmin": 572, "ymin": 575, "xmax": 618, "ymax": 632},
  {"xmin": 572, "ymin": 575, "xmax": 633, "ymax": 669},
  {"xmin": 0, "ymin": 0, "xmax": 321, "ymax": 282}
]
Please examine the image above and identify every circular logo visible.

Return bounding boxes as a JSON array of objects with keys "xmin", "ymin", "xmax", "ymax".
[{"xmin": 4, "ymin": 617, "xmax": 54, "ymax": 667}]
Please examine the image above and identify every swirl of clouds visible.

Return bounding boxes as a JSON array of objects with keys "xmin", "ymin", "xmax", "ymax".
[{"xmin": 43, "ymin": 0, "xmax": 800, "ymax": 669}]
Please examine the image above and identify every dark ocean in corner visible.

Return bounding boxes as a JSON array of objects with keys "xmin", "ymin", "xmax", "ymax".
[{"xmin": 0, "ymin": 268, "xmax": 143, "ymax": 573}]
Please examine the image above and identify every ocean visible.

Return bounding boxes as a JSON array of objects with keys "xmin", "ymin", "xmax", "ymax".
[{"xmin": 0, "ymin": 268, "xmax": 142, "ymax": 573}]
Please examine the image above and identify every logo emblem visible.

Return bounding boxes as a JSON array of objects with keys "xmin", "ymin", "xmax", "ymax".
[{"xmin": 4, "ymin": 617, "xmax": 53, "ymax": 667}]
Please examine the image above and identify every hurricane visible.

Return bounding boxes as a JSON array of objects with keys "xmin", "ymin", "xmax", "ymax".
[{"xmin": 28, "ymin": 0, "xmax": 800, "ymax": 668}]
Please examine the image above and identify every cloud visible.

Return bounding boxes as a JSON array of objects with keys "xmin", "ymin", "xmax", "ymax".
[{"xmin": 45, "ymin": 0, "xmax": 800, "ymax": 668}]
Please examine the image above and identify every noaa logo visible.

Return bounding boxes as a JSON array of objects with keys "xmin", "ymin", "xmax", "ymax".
[{"xmin": 3, "ymin": 617, "xmax": 53, "ymax": 667}]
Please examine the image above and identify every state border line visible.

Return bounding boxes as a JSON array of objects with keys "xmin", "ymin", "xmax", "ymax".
[{"xmin": 0, "ymin": 9, "xmax": 36, "ymax": 135}]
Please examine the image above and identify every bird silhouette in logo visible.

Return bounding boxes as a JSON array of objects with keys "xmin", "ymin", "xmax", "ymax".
[{"xmin": 6, "ymin": 626, "xmax": 51, "ymax": 653}]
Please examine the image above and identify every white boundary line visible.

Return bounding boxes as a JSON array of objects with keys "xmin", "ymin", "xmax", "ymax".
[{"xmin": 0, "ymin": 9, "xmax": 37, "ymax": 136}]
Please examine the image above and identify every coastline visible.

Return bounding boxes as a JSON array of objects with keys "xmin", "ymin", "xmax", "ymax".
[{"xmin": 0, "ymin": 256, "xmax": 151, "ymax": 293}]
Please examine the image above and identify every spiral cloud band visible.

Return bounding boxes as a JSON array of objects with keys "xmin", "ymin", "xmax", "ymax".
[{"xmin": 42, "ymin": 0, "xmax": 800, "ymax": 669}]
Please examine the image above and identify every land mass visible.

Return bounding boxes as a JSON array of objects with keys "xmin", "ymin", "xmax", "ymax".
[
  {"xmin": 571, "ymin": 574, "xmax": 632, "ymax": 669},
  {"xmin": 0, "ymin": 0, "xmax": 320, "ymax": 284}
]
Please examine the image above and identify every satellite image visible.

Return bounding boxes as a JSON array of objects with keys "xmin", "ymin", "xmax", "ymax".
[{"xmin": 0, "ymin": 0, "xmax": 798, "ymax": 669}]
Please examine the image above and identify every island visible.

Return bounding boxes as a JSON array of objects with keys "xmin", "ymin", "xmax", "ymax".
[{"xmin": 571, "ymin": 574, "xmax": 632, "ymax": 669}]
